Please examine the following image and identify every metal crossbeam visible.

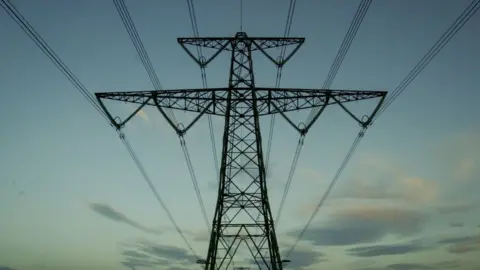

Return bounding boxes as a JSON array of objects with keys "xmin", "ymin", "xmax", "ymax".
[{"xmin": 96, "ymin": 88, "xmax": 385, "ymax": 124}]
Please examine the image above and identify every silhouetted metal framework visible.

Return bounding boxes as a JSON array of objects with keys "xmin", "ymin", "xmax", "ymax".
[{"xmin": 95, "ymin": 32, "xmax": 387, "ymax": 270}]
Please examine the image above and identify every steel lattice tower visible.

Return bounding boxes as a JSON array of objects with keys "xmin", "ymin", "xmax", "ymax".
[{"xmin": 95, "ymin": 32, "xmax": 386, "ymax": 270}]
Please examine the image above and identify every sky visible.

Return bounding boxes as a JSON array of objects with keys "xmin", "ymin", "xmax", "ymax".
[{"xmin": 0, "ymin": 0, "xmax": 479, "ymax": 269}]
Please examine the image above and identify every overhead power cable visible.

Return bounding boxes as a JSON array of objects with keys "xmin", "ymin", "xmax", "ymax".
[
  {"xmin": 274, "ymin": 0, "xmax": 367, "ymax": 229},
  {"xmin": 373, "ymin": 0, "xmax": 480, "ymax": 121},
  {"xmin": 185, "ymin": 0, "xmax": 237, "ymax": 264},
  {"xmin": 264, "ymin": 0, "xmax": 297, "ymax": 173},
  {"xmin": 186, "ymin": 0, "xmax": 219, "ymax": 182},
  {"xmin": 180, "ymin": 136, "xmax": 210, "ymax": 231},
  {"xmin": 120, "ymin": 134, "xmax": 199, "ymax": 258},
  {"xmin": 240, "ymin": 0, "xmax": 243, "ymax": 31},
  {"xmin": 306, "ymin": 0, "xmax": 372, "ymax": 124},
  {"xmin": 286, "ymin": 128, "xmax": 365, "ymax": 257},
  {"xmin": 0, "ymin": 0, "xmax": 109, "ymax": 122},
  {"xmin": 266, "ymin": 1, "xmax": 301, "ymax": 228},
  {"xmin": 183, "ymin": 0, "xmax": 214, "ymax": 231},
  {"xmin": 274, "ymin": 134, "xmax": 304, "ymax": 227},
  {"xmin": 287, "ymin": 0, "xmax": 480, "ymax": 257},
  {"xmin": 113, "ymin": 0, "xmax": 177, "ymax": 124},
  {"xmin": 264, "ymin": 0, "xmax": 299, "ymax": 229},
  {"xmin": 1, "ymin": 0, "xmax": 199, "ymax": 259}
]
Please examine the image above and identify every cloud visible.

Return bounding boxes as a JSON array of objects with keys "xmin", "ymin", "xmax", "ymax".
[
  {"xmin": 288, "ymin": 205, "xmax": 426, "ymax": 246},
  {"xmin": 436, "ymin": 201, "xmax": 479, "ymax": 215},
  {"xmin": 386, "ymin": 263, "xmax": 433, "ymax": 270},
  {"xmin": 455, "ymin": 157, "xmax": 475, "ymax": 181},
  {"xmin": 354, "ymin": 260, "xmax": 463, "ymax": 270},
  {"xmin": 192, "ymin": 231, "xmax": 210, "ymax": 242},
  {"xmin": 449, "ymin": 222, "xmax": 464, "ymax": 228},
  {"xmin": 348, "ymin": 259, "xmax": 376, "ymax": 269},
  {"xmin": 121, "ymin": 259, "xmax": 154, "ymax": 269},
  {"xmin": 436, "ymin": 133, "xmax": 480, "ymax": 182},
  {"xmin": 247, "ymin": 248, "xmax": 325, "ymax": 269},
  {"xmin": 438, "ymin": 234, "xmax": 480, "ymax": 254},
  {"xmin": 332, "ymin": 156, "xmax": 439, "ymax": 205},
  {"xmin": 125, "ymin": 103, "xmax": 150, "ymax": 124},
  {"xmin": 399, "ymin": 177, "xmax": 438, "ymax": 204},
  {"xmin": 131, "ymin": 240, "xmax": 197, "ymax": 264},
  {"xmin": 430, "ymin": 260, "xmax": 462, "ymax": 269},
  {"xmin": 120, "ymin": 240, "xmax": 197, "ymax": 269},
  {"xmin": 136, "ymin": 109, "xmax": 149, "ymax": 122},
  {"xmin": 89, "ymin": 202, "xmax": 162, "ymax": 235},
  {"xmin": 385, "ymin": 260, "xmax": 463, "ymax": 270},
  {"xmin": 283, "ymin": 248, "xmax": 326, "ymax": 269},
  {"xmin": 122, "ymin": 250, "xmax": 151, "ymax": 259},
  {"xmin": 346, "ymin": 241, "xmax": 430, "ymax": 257}
]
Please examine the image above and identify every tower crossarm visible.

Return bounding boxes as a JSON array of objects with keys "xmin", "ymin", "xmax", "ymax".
[
  {"xmin": 255, "ymin": 88, "xmax": 386, "ymax": 116},
  {"xmin": 178, "ymin": 32, "xmax": 305, "ymax": 67},
  {"xmin": 95, "ymin": 88, "xmax": 386, "ymax": 130},
  {"xmin": 178, "ymin": 36, "xmax": 304, "ymax": 51}
]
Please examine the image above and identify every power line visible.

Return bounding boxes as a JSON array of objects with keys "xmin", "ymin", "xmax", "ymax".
[
  {"xmin": 185, "ymin": 2, "xmax": 240, "ymax": 265},
  {"xmin": 0, "ymin": 0, "xmax": 108, "ymax": 122},
  {"xmin": 181, "ymin": 136, "xmax": 211, "ymax": 229},
  {"xmin": 275, "ymin": 0, "xmax": 369, "ymax": 232},
  {"xmin": 373, "ymin": 0, "xmax": 480, "ymax": 121},
  {"xmin": 287, "ymin": 0, "xmax": 480, "ymax": 257},
  {"xmin": 113, "ymin": 0, "xmax": 208, "ymax": 256},
  {"xmin": 240, "ymin": 0, "xmax": 243, "ymax": 31},
  {"xmin": 265, "ymin": 0, "xmax": 302, "ymax": 232},
  {"xmin": 274, "ymin": 134, "xmax": 304, "ymax": 227},
  {"xmin": 184, "ymin": 0, "xmax": 216, "ymax": 231},
  {"xmin": 286, "ymin": 128, "xmax": 365, "ymax": 257},
  {"xmin": 113, "ymin": 0, "xmax": 177, "ymax": 124},
  {"xmin": 120, "ymin": 134, "xmax": 199, "ymax": 258},
  {"xmin": 265, "ymin": 0, "xmax": 298, "ymax": 173},
  {"xmin": 1, "ymin": 0, "xmax": 199, "ymax": 259},
  {"xmin": 186, "ymin": 0, "xmax": 219, "ymax": 182},
  {"xmin": 306, "ymin": 0, "xmax": 372, "ymax": 124}
]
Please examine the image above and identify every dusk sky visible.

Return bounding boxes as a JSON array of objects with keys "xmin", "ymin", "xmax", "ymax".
[{"xmin": 1, "ymin": 0, "xmax": 479, "ymax": 270}]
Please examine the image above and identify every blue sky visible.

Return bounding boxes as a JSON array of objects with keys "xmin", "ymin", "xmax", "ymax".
[{"xmin": 0, "ymin": 0, "xmax": 479, "ymax": 269}]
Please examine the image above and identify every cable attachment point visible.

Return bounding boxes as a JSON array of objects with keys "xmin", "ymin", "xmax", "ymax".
[
  {"xmin": 276, "ymin": 56, "xmax": 284, "ymax": 67},
  {"xmin": 199, "ymin": 56, "xmax": 207, "ymax": 68},
  {"xmin": 299, "ymin": 134, "xmax": 306, "ymax": 145},
  {"xmin": 176, "ymin": 123, "xmax": 186, "ymax": 137},
  {"xmin": 111, "ymin": 116, "xmax": 124, "ymax": 130},
  {"xmin": 359, "ymin": 114, "xmax": 373, "ymax": 128},
  {"xmin": 298, "ymin": 122, "xmax": 307, "ymax": 136}
]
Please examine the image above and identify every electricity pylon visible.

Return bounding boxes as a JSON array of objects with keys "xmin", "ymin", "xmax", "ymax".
[{"xmin": 95, "ymin": 32, "xmax": 386, "ymax": 269}]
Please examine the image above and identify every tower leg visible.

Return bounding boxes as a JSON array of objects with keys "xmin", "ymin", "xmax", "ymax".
[{"xmin": 205, "ymin": 32, "xmax": 283, "ymax": 270}]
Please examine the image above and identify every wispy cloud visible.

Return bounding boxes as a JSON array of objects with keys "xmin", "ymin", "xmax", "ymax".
[
  {"xmin": 438, "ymin": 234, "xmax": 480, "ymax": 254},
  {"xmin": 136, "ymin": 109, "xmax": 149, "ymax": 123},
  {"xmin": 119, "ymin": 239, "xmax": 197, "ymax": 269},
  {"xmin": 346, "ymin": 241, "xmax": 431, "ymax": 257},
  {"xmin": 0, "ymin": 267, "xmax": 18, "ymax": 270},
  {"xmin": 288, "ymin": 204, "xmax": 427, "ymax": 246},
  {"xmin": 332, "ymin": 156, "xmax": 439, "ymax": 205},
  {"xmin": 434, "ymin": 133, "xmax": 480, "ymax": 183},
  {"xmin": 449, "ymin": 221, "xmax": 464, "ymax": 228},
  {"xmin": 89, "ymin": 202, "xmax": 162, "ymax": 235},
  {"xmin": 436, "ymin": 200, "xmax": 479, "ymax": 215}
]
